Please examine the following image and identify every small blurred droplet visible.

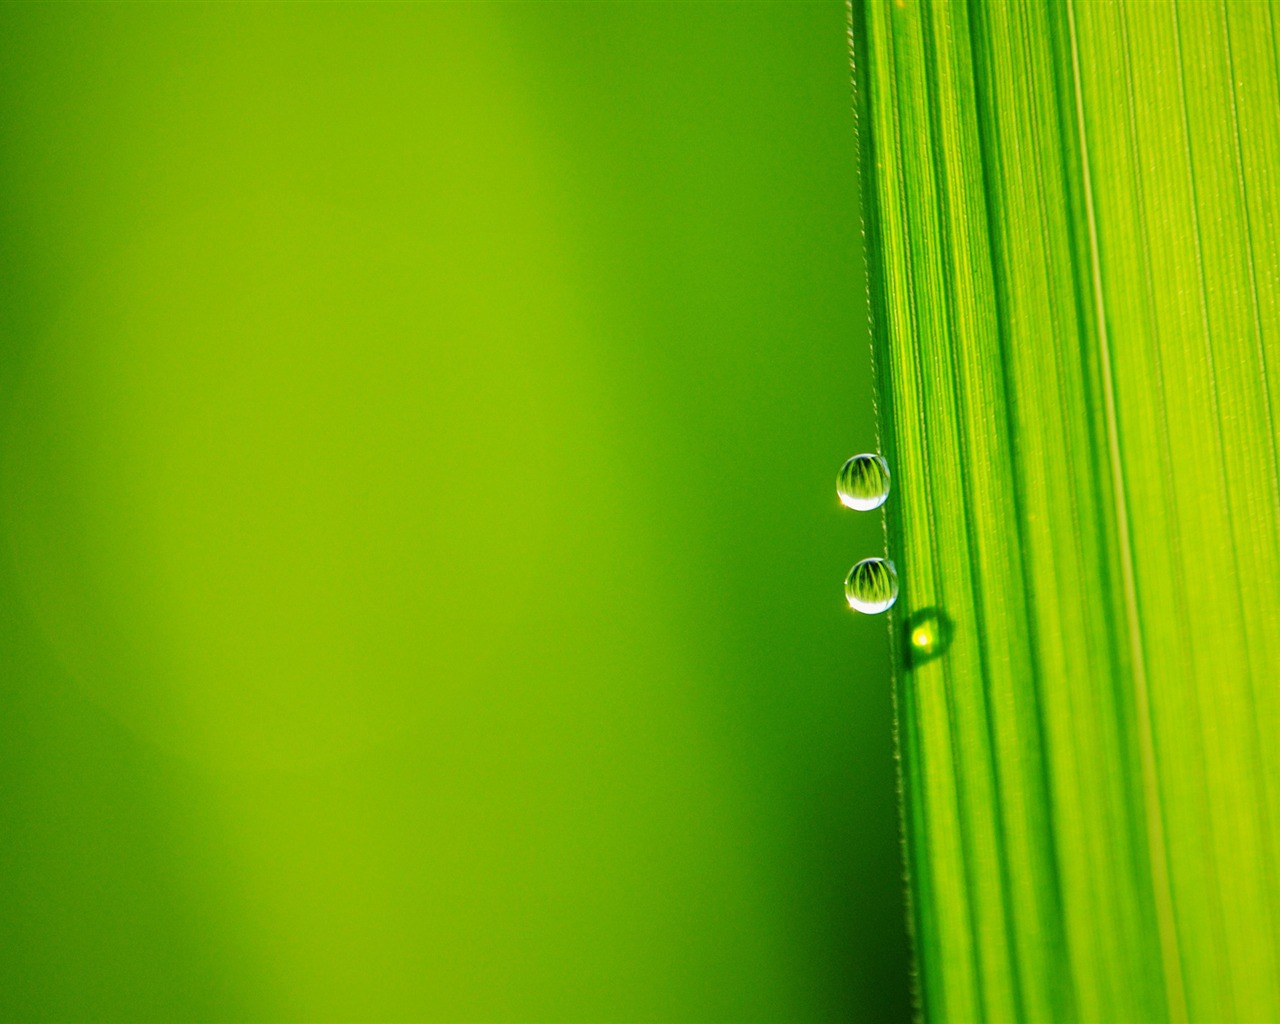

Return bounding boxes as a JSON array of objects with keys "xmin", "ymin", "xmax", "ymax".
[
  {"xmin": 837, "ymin": 453, "xmax": 891, "ymax": 511},
  {"xmin": 845, "ymin": 558, "xmax": 898, "ymax": 614},
  {"xmin": 904, "ymin": 607, "xmax": 953, "ymax": 666}
]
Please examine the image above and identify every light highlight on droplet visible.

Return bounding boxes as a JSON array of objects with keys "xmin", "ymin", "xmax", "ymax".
[
  {"xmin": 904, "ymin": 607, "xmax": 953, "ymax": 666},
  {"xmin": 844, "ymin": 557, "xmax": 898, "ymax": 614},
  {"xmin": 837, "ymin": 453, "xmax": 891, "ymax": 511}
]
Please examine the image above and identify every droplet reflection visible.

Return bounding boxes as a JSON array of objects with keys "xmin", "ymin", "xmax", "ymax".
[
  {"xmin": 837, "ymin": 453, "xmax": 891, "ymax": 511},
  {"xmin": 844, "ymin": 558, "xmax": 898, "ymax": 614}
]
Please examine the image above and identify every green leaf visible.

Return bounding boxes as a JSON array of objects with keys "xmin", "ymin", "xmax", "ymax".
[{"xmin": 852, "ymin": 1, "xmax": 1280, "ymax": 1020}]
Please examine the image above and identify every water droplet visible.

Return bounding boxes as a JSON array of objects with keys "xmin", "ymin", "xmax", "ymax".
[
  {"xmin": 837, "ymin": 453, "xmax": 891, "ymax": 511},
  {"xmin": 844, "ymin": 558, "xmax": 898, "ymax": 614},
  {"xmin": 904, "ymin": 607, "xmax": 953, "ymax": 665}
]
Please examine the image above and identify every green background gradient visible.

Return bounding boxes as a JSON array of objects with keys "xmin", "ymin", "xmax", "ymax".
[{"xmin": 0, "ymin": 2, "xmax": 907, "ymax": 1020}]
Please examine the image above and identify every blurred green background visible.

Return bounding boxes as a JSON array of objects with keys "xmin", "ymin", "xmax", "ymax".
[{"xmin": 0, "ymin": 2, "xmax": 906, "ymax": 1021}]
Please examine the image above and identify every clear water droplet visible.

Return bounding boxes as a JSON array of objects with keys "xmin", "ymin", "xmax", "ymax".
[
  {"xmin": 837, "ymin": 453, "xmax": 891, "ymax": 511},
  {"xmin": 844, "ymin": 558, "xmax": 898, "ymax": 614},
  {"xmin": 904, "ymin": 607, "xmax": 953, "ymax": 665}
]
